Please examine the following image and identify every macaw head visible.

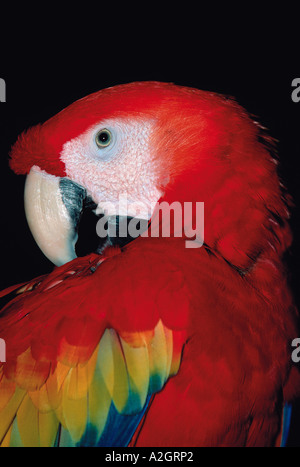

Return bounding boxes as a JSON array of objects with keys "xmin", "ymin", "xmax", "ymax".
[{"xmin": 10, "ymin": 82, "xmax": 292, "ymax": 271}]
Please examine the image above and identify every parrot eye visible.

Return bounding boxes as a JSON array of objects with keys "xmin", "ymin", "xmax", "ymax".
[{"xmin": 95, "ymin": 129, "xmax": 112, "ymax": 148}]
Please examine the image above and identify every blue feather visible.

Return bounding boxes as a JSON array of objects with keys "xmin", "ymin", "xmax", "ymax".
[
  {"xmin": 77, "ymin": 397, "xmax": 151, "ymax": 447},
  {"xmin": 280, "ymin": 403, "xmax": 292, "ymax": 447}
]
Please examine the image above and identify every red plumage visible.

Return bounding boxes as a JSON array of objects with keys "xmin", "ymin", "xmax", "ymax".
[{"xmin": 1, "ymin": 82, "xmax": 299, "ymax": 447}]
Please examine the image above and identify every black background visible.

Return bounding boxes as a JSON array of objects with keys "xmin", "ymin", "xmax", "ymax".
[{"xmin": 0, "ymin": 17, "xmax": 299, "ymax": 446}]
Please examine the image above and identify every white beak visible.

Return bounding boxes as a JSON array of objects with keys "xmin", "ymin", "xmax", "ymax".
[{"xmin": 24, "ymin": 167, "xmax": 86, "ymax": 266}]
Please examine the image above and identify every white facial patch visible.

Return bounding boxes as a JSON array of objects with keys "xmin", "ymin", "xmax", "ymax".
[{"xmin": 60, "ymin": 117, "xmax": 163, "ymax": 219}]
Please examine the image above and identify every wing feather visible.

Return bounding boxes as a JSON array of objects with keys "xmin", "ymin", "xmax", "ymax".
[{"xmin": 0, "ymin": 250, "xmax": 188, "ymax": 447}]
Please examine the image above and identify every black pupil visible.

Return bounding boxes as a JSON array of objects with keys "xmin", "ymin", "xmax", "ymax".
[{"xmin": 99, "ymin": 131, "xmax": 109, "ymax": 143}]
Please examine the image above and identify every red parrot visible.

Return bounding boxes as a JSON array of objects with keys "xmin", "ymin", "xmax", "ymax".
[{"xmin": 0, "ymin": 81, "xmax": 298, "ymax": 447}]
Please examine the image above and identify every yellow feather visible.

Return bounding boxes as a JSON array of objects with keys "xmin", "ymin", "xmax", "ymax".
[
  {"xmin": 88, "ymin": 364, "xmax": 112, "ymax": 439},
  {"xmin": 119, "ymin": 329, "xmax": 154, "ymax": 347},
  {"xmin": 45, "ymin": 362, "xmax": 70, "ymax": 411},
  {"xmin": 45, "ymin": 370, "xmax": 67, "ymax": 428},
  {"xmin": 0, "ymin": 375, "xmax": 16, "ymax": 411},
  {"xmin": 67, "ymin": 366, "xmax": 86, "ymax": 401},
  {"xmin": 61, "ymin": 371, "xmax": 88, "ymax": 443},
  {"xmin": 0, "ymin": 386, "xmax": 26, "ymax": 444},
  {"xmin": 45, "ymin": 376, "xmax": 62, "ymax": 413},
  {"xmin": 9, "ymin": 418, "xmax": 23, "ymax": 447},
  {"xmin": 163, "ymin": 325, "xmax": 174, "ymax": 377},
  {"xmin": 120, "ymin": 335, "xmax": 150, "ymax": 411},
  {"xmin": 148, "ymin": 320, "xmax": 169, "ymax": 391},
  {"xmin": 39, "ymin": 410, "xmax": 60, "ymax": 447},
  {"xmin": 96, "ymin": 330, "xmax": 115, "ymax": 397},
  {"xmin": 54, "ymin": 361, "xmax": 71, "ymax": 389},
  {"xmin": 108, "ymin": 330, "xmax": 130, "ymax": 413},
  {"xmin": 29, "ymin": 383, "xmax": 52, "ymax": 413},
  {"xmin": 13, "ymin": 348, "xmax": 50, "ymax": 391},
  {"xmin": 17, "ymin": 394, "xmax": 40, "ymax": 447},
  {"xmin": 54, "ymin": 402, "xmax": 67, "ymax": 430},
  {"xmin": 169, "ymin": 331, "xmax": 185, "ymax": 375},
  {"xmin": 0, "ymin": 424, "xmax": 13, "ymax": 447},
  {"xmin": 57, "ymin": 338, "xmax": 82, "ymax": 367},
  {"xmin": 66, "ymin": 347, "xmax": 98, "ymax": 400}
]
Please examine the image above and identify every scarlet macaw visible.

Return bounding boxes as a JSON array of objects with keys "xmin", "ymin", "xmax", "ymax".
[{"xmin": 0, "ymin": 81, "xmax": 298, "ymax": 447}]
